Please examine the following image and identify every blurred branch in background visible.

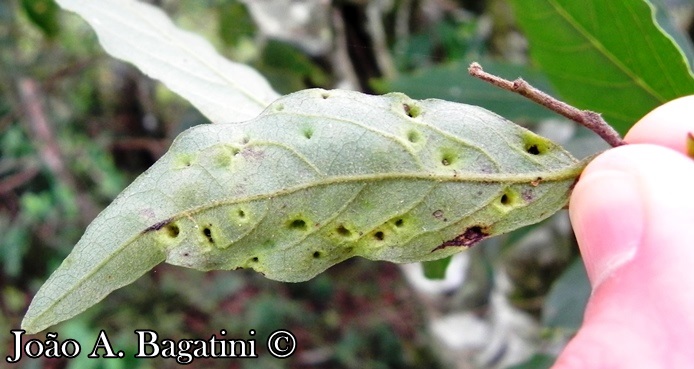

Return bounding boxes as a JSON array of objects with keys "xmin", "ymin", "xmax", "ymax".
[{"xmin": 16, "ymin": 78, "xmax": 99, "ymax": 224}]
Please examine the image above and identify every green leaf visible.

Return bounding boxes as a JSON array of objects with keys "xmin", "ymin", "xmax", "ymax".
[
  {"xmin": 372, "ymin": 60, "xmax": 558, "ymax": 122},
  {"xmin": 22, "ymin": 89, "xmax": 586, "ymax": 333},
  {"xmin": 21, "ymin": 0, "xmax": 60, "ymax": 39},
  {"xmin": 217, "ymin": 1, "xmax": 255, "ymax": 47},
  {"xmin": 506, "ymin": 353, "xmax": 555, "ymax": 369},
  {"xmin": 648, "ymin": 0, "xmax": 694, "ymax": 67},
  {"xmin": 55, "ymin": 0, "xmax": 279, "ymax": 122},
  {"xmin": 422, "ymin": 256, "xmax": 453, "ymax": 280},
  {"xmin": 255, "ymin": 40, "xmax": 330, "ymax": 94},
  {"xmin": 510, "ymin": 0, "xmax": 694, "ymax": 134},
  {"xmin": 541, "ymin": 258, "xmax": 590, "ymax": 330}
]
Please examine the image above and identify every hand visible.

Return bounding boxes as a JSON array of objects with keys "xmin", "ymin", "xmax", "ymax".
[{"xmin": 556, "ymin": 96, "xmax": 694, "ymax": 368}]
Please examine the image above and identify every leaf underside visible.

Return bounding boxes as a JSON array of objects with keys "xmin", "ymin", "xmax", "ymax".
[
  {"xmin": 55, "ymin": 0, "xmax": 279, "ymax": 122},
  {"xmin": 22, "ymin": 89, "xmax": 585, "ymax": 333}
]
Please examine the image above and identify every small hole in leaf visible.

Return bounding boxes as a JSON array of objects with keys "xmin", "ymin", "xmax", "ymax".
[
  {"xmin": 374, "ymin": 231, "xmax": 385, "ymax": 241},
  {"xmin": 403, "ymin": 103, "xmax": 421, "ymax": 118},
  {"xmin": 407, "ymin": 129, "xmax": 421, "ymax": 143},
  {"xmin": 394, "ymin": 218, "xmax": 404, "ymax": 227},
  {"xmin": 203, "ymin": 227, "xmax": 214, "ymax": 244},
  {"xmin": 336, "ymin": 225, "xmax": 351, "ymax": 237},
  {"xmin": 251, "ymin": 257, "xmax": 259, "ymax": 263},
  {"xmin": 500, "ymin": 194, "xmax": 510, "ymax": 205},
  {"xmin": 303, "ymin": 127, "xmax": 314, "ymax": 139},
  {"xmin": 312, "ymin": 251, "xmax": 321, "ymax": 259},
  {"xmin": 439, "ymin": 148, "xmax": 458, "ymax": 167},
  {"xmin": 523, "ymin": 132, "xmax": 551, "ymax": 155},
  {"xmin": 166, "ymin": 224, "xmax": 180, "ymax": 238},
  {"xmin": 497, "ymin": 188, "xmax": 522, "ymax": 209},
  {"xmin": 237, "ymin": 209, "xmax": 246, "ymax": 218},
  {"xmin": 288, "ymin": 219, "xmax": 308, "ymax": 231},
  {"xmin": 321, "ymin": 92, "xmax": 329, "ymax": 99}
]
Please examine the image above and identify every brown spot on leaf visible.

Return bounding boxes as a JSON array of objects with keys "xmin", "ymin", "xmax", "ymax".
[
  {"xmin": 241, "ymin": 147, "xmax": 265, "ymax": 161},
  {"xmin": 143, "ymin": 218, "xmax": 173, "ymax": 233},
  {"xmin": 522, "ymin": 189, "xmax": 534, "ymax": 202},
  {"xmin": 433, "ymin": 225, "xmax": 489, "ymax": 251},
  {"xmin": 531, "ymin": 177, "xmax": 542, "ymax": 187}
]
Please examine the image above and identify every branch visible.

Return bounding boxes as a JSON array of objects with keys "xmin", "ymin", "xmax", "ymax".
[
  {"xmin": 468, "ymin": 62, "xmax": 625, "ymax": 148},
  {"xmin": 17, "ymin": 78, "xmax": 100, "ymax": 223}
]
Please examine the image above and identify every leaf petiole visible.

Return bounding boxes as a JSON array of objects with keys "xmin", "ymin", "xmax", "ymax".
[{"xmin": 468, "ymin": 62, "xmax": 625, "ymax": 148}]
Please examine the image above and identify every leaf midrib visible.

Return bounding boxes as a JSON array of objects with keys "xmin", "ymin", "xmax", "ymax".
[{"xmin": 24, "ymin": 162, "xmax": 583, "ymax": 332}]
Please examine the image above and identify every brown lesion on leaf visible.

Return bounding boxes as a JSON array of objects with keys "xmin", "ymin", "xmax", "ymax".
[
  {"xmin": 432, "ymin": 209, "xmax": 448, "ymax": 222},
  {"xmin": 432, "ymin": 225, "xmax": 490, "ymax": 251},
  {"xmin": 522, "ymin": 189, "xmax": 534, "ymax": 202},
  {"xmin": 531, "ymin": 177, "xmax": 542, "ymax": 187},
  {"xmin": 143, "ymin": 217, "xmax": 174, "ymax": 233}
]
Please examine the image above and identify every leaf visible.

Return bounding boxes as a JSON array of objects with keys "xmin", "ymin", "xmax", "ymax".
[
  {"xmin": 21, "ymin": 0, "xmax": 60, "ymax": 39},
  {"xmin": 422, "ymin": 256, "xmax": 453, "ymax": 280},
  {"xmin": 372, "ymin": 60, "xmax": 558, "ymax": 122},
  {"xmin": 505, "ymin": 353, "xmax": 555, "ymax": 369},
  {"xmin": 255, "ymin": 40, "xmax": 330, "ymax": 94},
  {"xmin": 55, "ymin": 0, "xmax": 279, "ymax": 122},
  {"xmin": 647, "ymin": 0, "xmax": 694, "ymax": 68},
  {"xmin": 510, "ymin": 0, "xmax": 694, "ymax": 134},
  {"xmin": 541, "ymin": 257, "xmax": 590, "ymax": 330},
  {"xmin": 22, "ymin": 89, "xmax": 586, "ymax": 333}
]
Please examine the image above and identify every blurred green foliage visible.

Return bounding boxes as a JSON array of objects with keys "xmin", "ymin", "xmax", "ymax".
[{"xmin": 1, "ymin": 0, "xmax": 692, "ymax": 368}]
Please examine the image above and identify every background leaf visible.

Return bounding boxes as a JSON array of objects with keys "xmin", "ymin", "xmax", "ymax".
[
  {"xmin": 55, "ymin": 0, "xmax": 280, "ymax": 122},
  {"xmin": 541, "ymin": 258, "xmax": 590, "ymax": 330},
  {"xmin": 422, "ymin": 256, "xmax": 452, "ymax": 280},
  {"xmin": 372, "ymin": 60, "xmax": 558, "ymax": 122},
  {"xmin": 510, "ymin": 0, "xmax": 694, "ymax": 134},
  {"xmin": 20, "ymin": 0, "xmax": 60, "ymax": 39}
]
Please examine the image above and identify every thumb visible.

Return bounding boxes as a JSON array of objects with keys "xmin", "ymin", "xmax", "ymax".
[{"xmin": 556, "ymin": 144, "xmax": 694, "ymax": 369}]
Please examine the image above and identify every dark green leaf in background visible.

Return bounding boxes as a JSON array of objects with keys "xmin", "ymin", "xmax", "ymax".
[
  {"xmin": 648, "ymin": 0, "xmax": 694, "ymax": 67},
  {"xmin": 541, "ymin": 258, "xmax": 590, "ymax": 330},
  {"xmin": 217, "ymin": 0, "xmax": 255, "ymax": 47},
  {"xmin": 21, "ymin": 0, "xmax": 60, "ymax": 39},
  {"xmin": 372, "ymin": 60, "xmax": 559, "ymax": 122},
  {"xmin": 506, "ymin": 353, "xmax": 555, "ymax": 369},
  {"xmin": 422, "ymin": 256, "xmax": 453, "ymax": 280},
  {"xmin": 256, "ymin": 40, "xmax": 329, "ymax": 94},
  {"xmin": 510, "ymin": 0, "xmax": 694, "ymax": 134}
]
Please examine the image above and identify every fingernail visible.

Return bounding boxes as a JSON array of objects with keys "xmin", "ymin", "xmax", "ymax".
[{"xmin": 570, "ymin": 170, "xmax": 644, "ymax": 288}]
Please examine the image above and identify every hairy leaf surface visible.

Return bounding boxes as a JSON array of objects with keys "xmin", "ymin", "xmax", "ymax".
[{"xmin": 23, "ymin": 89, "xmax": 585, "ymax": 333}]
